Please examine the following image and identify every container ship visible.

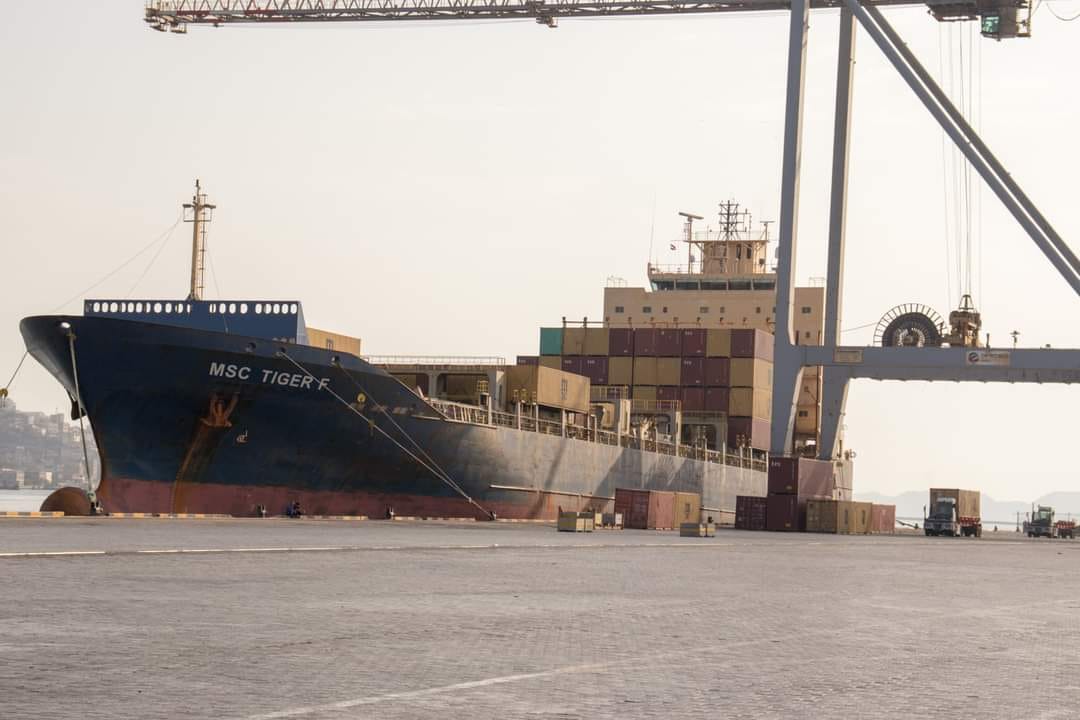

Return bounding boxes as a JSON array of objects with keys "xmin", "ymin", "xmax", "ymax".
[{"xmin": 19, "ymin": 184, "xmax": 851, "ymax": 519}]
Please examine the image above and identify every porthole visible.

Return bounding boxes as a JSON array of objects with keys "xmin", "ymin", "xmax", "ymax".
[
  {"xmin": 153, "ymin": 302, "xmax": 162, "ymax": 313},
  {"xmin": 240, "ymin": 303, "xmax": 248, "ymax": 314},
  {"xmin": 110, "ymin": 302, "xmax": 119, "ymax": 312},
  {"xmin": 228, "ymin": 303, "xmax": 236, "ymax": 314},
  {"xmin": 273, "ymin": 303, "xmax": 281, "ymax": 314},
  {"xmin": 289, "ymin": 303, "xmax": 297, "ymax": 314},
  {"xmin": 255, "ymin": 304, "xmax": 262, "ymax": 314},
  {"xmin": 92, "ymin": 302, "xmax": 101, "ymax": 312},
  {"xmin": 136, "ymin": 302, "xmax": 144, "ymax": 313}
]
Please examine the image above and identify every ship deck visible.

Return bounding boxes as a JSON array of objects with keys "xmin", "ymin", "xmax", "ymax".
[{"xmin": 3, "ymin": 518, "xmax": 1077, "ymax": 718}]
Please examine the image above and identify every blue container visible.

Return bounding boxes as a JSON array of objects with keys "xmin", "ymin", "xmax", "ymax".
[{"xmin": 539, "ymin": 327, "xmax": 563, "ymax": 356}]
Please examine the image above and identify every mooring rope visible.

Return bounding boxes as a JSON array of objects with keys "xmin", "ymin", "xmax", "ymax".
[
  {"xmin": 0, "ymin": 351, "xmax": 28, "ymax": 408},
  {"xmin": 66, "ymin": 331, "xmax": 97, "ymax": 504},
  {"xmin": 276, "ymin": 350, "xmax": 495, "ymax": 520}
]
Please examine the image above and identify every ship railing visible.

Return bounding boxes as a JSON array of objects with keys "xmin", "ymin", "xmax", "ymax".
[{"xmin": 430, "ymin": 399, "xmax": 768, "ymax": 472}]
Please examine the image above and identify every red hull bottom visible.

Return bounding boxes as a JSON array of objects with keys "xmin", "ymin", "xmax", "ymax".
[{"xmin": 97, "ymin": 477, "xmax": 609, "ymax": 521}]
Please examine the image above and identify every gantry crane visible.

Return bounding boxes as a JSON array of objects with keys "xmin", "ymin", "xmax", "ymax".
[{"xmin": 145, "ymin": 0, "xmax": 1080, "ymax": 467}]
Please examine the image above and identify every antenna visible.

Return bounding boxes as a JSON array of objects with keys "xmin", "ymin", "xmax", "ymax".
[
  {"xmin": 182, "ymin": 179, "xmax": 216, "ymax": 301},
  {"xmin": 678, "ymin": 211, "xmax": 704, "ymax": 271}
]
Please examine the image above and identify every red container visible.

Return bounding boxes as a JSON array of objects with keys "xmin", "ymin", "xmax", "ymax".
[
  {"xmin": 730, "ymin": 328, "xmax": 775, "ymax": 361},
  {"xmin": 727, "ymin": 417, "xmax": 770, "ymax": 450},
  {"xmin": 704, "ymin": 357, "xmax": 730, "ymax": 387},
  {"xmin": 656, "ymin": 328, "xmax": 681, "ymax": 356},
  {"xmin": 633, "ymin": 329, "xmax": 657, "ymax": 356},
  {"xmin": 735, "ymin": 495, "xmax": 768, "ymax": 531},
  {"xmin": 615, "ymin": 488, "xmax": 676, "ymax": 530},
  {"xmin": 516, "ymin": 355, "xmax": 539, "ymax": 366},
  {"xmin": 609, "ymin": 328, "xmax": 634, "ymax": 356},
  {"xmin": 680, "ymin": 329, "xmax": 706, "ymax": 357},
  {"xmin": 680, "ymin": 358, "xmax": 704, "ymax": 387},
  {"xmin": 767, "ymin": 457, "xmax": 834, "ymax": 498},
  {"xmin": 656, "ymin": 385, "xmax": 679, "ymax": 402},
  {"xmin": 561, "ymin": 356, "xmax": 583, "ymax": 375},
  {"xmin": 582, "ymin": 356, "xmax": 608, "ymax": 385},
  {"xmin": 681, "ymin": 388, "xmax": 704, "ymax": 412},
  {"xmin": 766, "ymin": 494, "xmax": 803, "ymax": 532},
  {"xmin": 871, "ymin": 504, "xmax": 896, "ymax": 534},
  {"xmin": 704, "ymin": 387, "xmax": 729, "ymax": 412}
]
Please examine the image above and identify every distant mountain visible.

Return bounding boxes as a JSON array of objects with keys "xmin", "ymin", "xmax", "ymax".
[{"xmin": 855, "ymin": 490, "xmax": 1080, "ymax": 525}]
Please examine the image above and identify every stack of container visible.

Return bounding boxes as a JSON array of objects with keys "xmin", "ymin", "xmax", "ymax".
[
  {"xmin": 805, "ymin": 500, "xmax": 895, "ymax": 534},
  {"xmin": 727, "ymin": 329, "xmax": 773, "ymax": 451},
  {"xmin": 614, "ymin": 488, "xmax": 701, "ymax": 530},
  {"xmin": 765, "ymin": 456, "xmax": 834, "ymax": 532}
]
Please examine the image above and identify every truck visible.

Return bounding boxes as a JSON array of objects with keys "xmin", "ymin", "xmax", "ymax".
[
  {"xmin": 1023, "ymin": 505, "xmax": 1076, "ymax": 539},
  {"xmin": 924, "ymin": 488, "xmax": 982, "ymax": 537}
]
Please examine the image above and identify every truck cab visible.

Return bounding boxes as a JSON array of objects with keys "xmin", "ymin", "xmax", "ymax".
[
  {"xmin": 924, "ymin": 497, "xmax": 959, "ymax": 537},
  {"xmin": 1024, "ymin": 506, "xmax": 1055, "ymax": 538}
]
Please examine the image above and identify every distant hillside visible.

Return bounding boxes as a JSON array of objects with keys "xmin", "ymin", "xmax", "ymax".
[{"xmin": 855, "ymin": 490, "xmax": 1080, "ymax": 524}]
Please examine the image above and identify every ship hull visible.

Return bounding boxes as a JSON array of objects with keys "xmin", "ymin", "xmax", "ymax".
[{"xmin": 20, "ymin": 315, "xmax": 766, "ymax": 519}]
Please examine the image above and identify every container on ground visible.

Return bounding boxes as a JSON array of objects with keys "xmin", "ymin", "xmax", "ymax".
[
  {"xmin": 735, "ymin": 495, "xmax": 768, "ymax": 531},
  {"xmin": 615, "ymin": 488, "xmax": 676, "ymax": 530}
]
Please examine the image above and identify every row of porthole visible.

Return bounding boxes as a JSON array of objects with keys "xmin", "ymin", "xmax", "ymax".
[
  {"xmin": 91, "ymin": 301, "xmax": 193, "ymax": 315},
  {"xmin": 207, "ymin": 302, "xmax": 298, "ymax": 315}
]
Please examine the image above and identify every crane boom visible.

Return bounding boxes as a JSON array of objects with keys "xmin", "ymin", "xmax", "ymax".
[{"xmin": 145, "ymin": 0, "xmax": 1019, "ymax": 30}]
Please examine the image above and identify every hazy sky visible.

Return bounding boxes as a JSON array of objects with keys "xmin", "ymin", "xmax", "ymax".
[{"xmin": 2, "ymin": 2, "xmax": 1078, "ymax": 500}]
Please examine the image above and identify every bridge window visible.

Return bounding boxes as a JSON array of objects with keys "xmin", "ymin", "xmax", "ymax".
[
  {"xmin": 801, "ymin": 306, "xmax": 812, "ymax": 314},
  {"xmin": 676, "ymin": 281, "xmax": 699, "ymax": 290},
  {"xmin": 642, "ymin": 306, "xmax": 652, "ymax": 314},
  {"xmin": 614, "ymin": 306, "xmax": 624, "ymax": 313},
  {"xmin": 699, "ymin": 306, "xmax": 709, "ymax": 313}
]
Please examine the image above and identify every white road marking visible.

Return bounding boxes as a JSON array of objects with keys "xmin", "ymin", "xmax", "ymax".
[
  {"xmin": 0, "ymin": 541, "xmax": 735, "ymax": 559},
  {"xmin": 244, "ymin": 661, "xmax": 611, "ymax": 719}
]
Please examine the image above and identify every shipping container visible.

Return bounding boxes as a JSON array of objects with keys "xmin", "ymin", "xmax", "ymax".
[
  {"xmin": 633, "ymin": 357, "xmax": 658, "ymax": 385},
  {"xmin": 503, "ymin": 365, "xmax": 591, "ymax": 413},
  {"xmin": 706, "ymin": 328, "xmax": 731, "ymax": 358},
  {"xmin": 608, "ymin": 356, "xmax": 633, "ymax": 386},
  {"xmin": 681, "ymin": 388, "xmax": 705, "ymax": 412},
  {"xmin": 539, "ymin": 327, "xmax": 563, "ymax": 356},
  {"xmin": 656, "ymin": 328, "xmax": 681, "ymax": 356},
  {"xmin": 929, "ymin": 488, "xmax": 981, "ymax": 520},
  {"xmin": 561, "ymin": 327, "xmax": 586, "ymax": 356},
  {"xmin": 766, "ymin": 494, "xmax": 802, "ymax": 532},
  {"xmin": 673, "ymin": 492, "xmax": 702, "ymax": 526},
  {"xmin": 806, "ymin": 499, "xmax": 840, "ymax": 533},
  {"xmin": 851, "ymin": 502, "xmax": 872, "ymax": 534},
  {"xmin": 728, "ymin": 387, "xmax": 772, "ymax": 420},
  {"xmin": 704, "ymin": 387, "xmax": 729, "ymax": 412},
  {"xmin": 730, "ymin": 358, "xmax": 773, "ymax": 389},
  {"xmin": 680, "ymin": 329, "xmax": 707, "ymax": 357},
  {"xmin": 584, "ymin": 327, "xmax": 610, "ymax": 356},
  {"xmin": 730, "ymin": 328, "xmax": 775, "ymax": 361},
  {"xmin": 870, "ymin": 504, "xmax": 896, "ymax": 534},
  {"xmin": 727, "ymin": 417, "xmax": 770, "ymax": 450},
  {"xmin": 615, "ymin": 488, "xmax": 676, "ymax": 530},
  {"xmin": 609, "ymin": 328, "xmax": 634, "ymax": 356},
  {"xmin": 515, "ymin": 356, "xmax": 539, "ymax": 366},
  {"xmin": 735, "ymin": 495, "xmax": 768, "ymax": 531},
  {"xmin": 680, "ymin": 357, "xmax": 704, "ymax": 387},
  {"xmin": 657, "ymin": 357, "xmax": 681, "ymax": 386},
  {"xmin": 539, "ymin": 356, "xmax": 561, "ymax": 370},
  {"xmin": 582, "ymin": 356, "xmax": 609, "ymax": 385},
  {"xmin": 632, "ymin": 385, "xmax": 657, "ymax": 401},
  {"xmin": 836, "ymin": 501, "xmax": 856, "ymax": 534},
  {"xmin": 704, "ymin": 357, "xmax": 730, "ymax": 387},
  {"xmin": 657, "ymin": 386, "xmax": 679, "ymax": 402},
  {"xmin": 561, "ymin": 356, "xmax": 584, "ymax": 376},
  {"xmin": 767, "ymin": 457, "xmax": 834, "ymax": 497},
  {"xmin": 633, "ymin": 328, "xmax": 657, "ymax": 356}
]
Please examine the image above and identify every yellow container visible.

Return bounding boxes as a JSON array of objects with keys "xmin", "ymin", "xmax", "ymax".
[
  {"xmin": 632, "ymin": 385, "xmax": 657, "ymax": 401},
  {"xmin": 562, "ymin": 327, "xmax": 586, "ymax": 355},
  {"xmin": 609, "ymin": 356, "xmax": 633, "ymax": 386},
  {"xmin": 583, "ymin": 328, "xmax": 610, "ymax": 356},
  {"xmin": 706, "ymin": 329, "xmax": 731, "ymax": 358},
  {"xmin": 728, "ymin": 387, "xmax": 772, "ymax": 420},
  {"xmin": 657, "ymin": 357, "xmax": 681, "ymax": 386},
  {"xmin": 633, "ymin": 357, "xmax": 658, "ymax": 386},
  {"xmin": 504, "ymin": 365, "xmax": 590, "ymax": 413},
  {"xmin": 673, "ymin": 492, "xmax": 702, "ymax": 526},
  {"xmin": 539, "ymin": 356, "xmax": 561, "ymax": 370},
  {"xmin": 730, "ymin": 358, "xmax": 773, "ymax": 389}
]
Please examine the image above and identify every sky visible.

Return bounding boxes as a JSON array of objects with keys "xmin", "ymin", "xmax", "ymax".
[{"xmin": 1, "ymin": 1, "xmax": 1078, "ymax": 500}]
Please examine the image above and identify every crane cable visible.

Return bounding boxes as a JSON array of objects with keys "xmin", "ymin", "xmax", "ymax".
[{"xmin": 276, "ymin": 350, "xmax": 496, "ymax": 520}]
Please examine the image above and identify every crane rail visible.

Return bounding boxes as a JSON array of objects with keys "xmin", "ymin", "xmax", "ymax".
[{"xmin": 145, "ymin": 0, "xmax": 983, "ymax": 29}]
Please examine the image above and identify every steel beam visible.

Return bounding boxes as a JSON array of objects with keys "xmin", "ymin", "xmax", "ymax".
[
  {"xmin": 802, "ymin": 345, "xmax": 1080, "ymax": 382},
  {"xmin": 818, "ymin": 365, "xmax": 851, "ymax": 460},
  {"xmin": 862, "ymin": 3, "xmax": 1080, "ymax": 280},
  {"xmin": 847, "ymin": 0, "xmax": 1080, "ymax": 297},
  {"xmin": 768, "ymin": 0, "xmax": 809, "ymax": 456}
]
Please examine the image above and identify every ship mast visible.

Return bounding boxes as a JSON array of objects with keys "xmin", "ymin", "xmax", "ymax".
[{"xmin": 182, "ymin": 179, "xmax": 215, "ymax": 301}]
